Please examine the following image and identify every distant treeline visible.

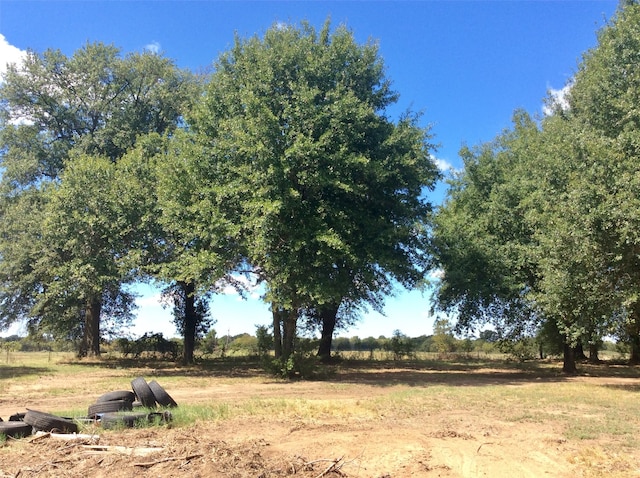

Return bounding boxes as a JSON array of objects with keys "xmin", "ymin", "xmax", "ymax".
[{"xmin": 0, "ymin": 328, "xmax": 622, "ymax": 362}]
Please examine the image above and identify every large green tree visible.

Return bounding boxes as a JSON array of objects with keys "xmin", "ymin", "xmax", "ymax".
[
  {"xmin": 433, "ymin": 2, "xmax": 640, "ymax": 372},
  {"xmin": 432, "ymin": 110, "xmax": 618, "ymax": 373},
  {"xmin": 0, "ymin": 43, "xmax": 196, "ymax": 355},
  {"xmin": 527, "ymin": 115, "xmax": 620, "ymax": 370},
  {"xmin": 432, "ymin": 111, "xmax": 543, "ymax": 340},
  {"xmin": 37, "ymin": 154, "xmax": 141, "ymax": 354},
  {"xmin": 535, "ymin": 2, "xmax": 640, "ymax": 364},
  {"xmin": 144, "ymin": 131, "xmax": 242, "ymax": 364},
  {"xmin": 190, "ymin": 20, "xmax": 439, "ymax": 361}
]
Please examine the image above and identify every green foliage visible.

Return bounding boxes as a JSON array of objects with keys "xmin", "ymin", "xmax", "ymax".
[
  {"xmin": 386, "ymin": 329, "xmax": 415, "ymax": 359},
  {"xmin": 530, "ymin": 3, "xmax": 640, "ymax": 363},
  {"xmin": 264, "ymin": 337, "xmax": 319, "ymax": 379},
  {"xmin": 432, "ymin": 111, "xmax": 542, "ymax": 339},
  {"xmin": 190, "ymin": 19, "xmax": 439, "ymax": 359},
  {"xmin": 0, "ymin": 333, "xmax": 76, "ymax": 352},
  {"xmin": 498, "ymin": 338, "xmax": 538, "ymax": 362},
  {"xmin": 0, "ymin": 21, "xmax": 438, "ymax": 361},
  {"xmin": 8, "ymin": 8, "xmax": 640, "ymax": 366},
  {"xmin": 200, "ymin": 329, "xmax": 219, "ymax": 355},
  {"xmin": 535, "ymin": 319, "xmax": 565, "ymax": 357},
  {"xmin": 115, "ymin": 333, "xmax": 181, "ymax": 360},
  {"xmin": 432, "ymin": 4, "xmax": 640, "ymax": 370},
  {"xmin": 431, "ymin": 318, "xmax": 456, "ymax": 354},
  {"xmin": 255, "ymin": 325, "xmax": 274, "ymax": 356},
  {"xmin": 228, "ymin": 334, "xmax": 259, "ymax": 355},
  {"xmin": 0, "ymin": 43, "xmax": 196, "ymax": 355}
]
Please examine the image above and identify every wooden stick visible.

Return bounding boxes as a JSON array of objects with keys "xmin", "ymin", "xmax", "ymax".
[
  {"xmin": 315, "ymin": 456, "xmax": 345, "ymax": 478},
  {"xmin": 80, "ymin": 445, "xmax": 164, "ymax": 457},
  {"xmin": 134, "ymin": 454, "xmax": 203, "ymax": 468}
]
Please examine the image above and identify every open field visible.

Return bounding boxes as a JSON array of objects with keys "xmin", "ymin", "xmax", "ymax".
[{"xmin": 1, "ymin": 352, "xmax": 640, "ymax": 477}]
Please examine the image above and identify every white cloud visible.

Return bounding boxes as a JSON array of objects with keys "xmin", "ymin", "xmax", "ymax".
[
  {"xmin": 428, "ymin": 268, "xmax": 445, "ymax": 281},
  {"xmin": 434, "ymin": 157, "xmax": 455, "ymax": 173},
  {"xmin": 144, "ymin": 41, "xmax": 161, "ymax": 54},
  {"xmin": 0, "ymin": 34, "xmax": 26, "ymax": 81},
  {"xmin": 543, "ymin": 83, "xmax": 572, "ymax": 116},
  {"xmin": 431, "ymin": 154, "xmax": 460, "ymax": 175},
  {"xmin": 0, "ymin": 36, "xmax": 32, "ymax": 125}
]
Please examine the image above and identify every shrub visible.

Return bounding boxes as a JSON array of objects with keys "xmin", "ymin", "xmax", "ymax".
[
  {"xmin": 264, "ymin": 338, "xmax": 319, "ymax": 379},
  {"xmin": 386, "ymin": 330, "xmax": 415, "ymax": 360},
  {"xmin": 499, "ymin": 338, "xmax": 537, "ymax": 361}
]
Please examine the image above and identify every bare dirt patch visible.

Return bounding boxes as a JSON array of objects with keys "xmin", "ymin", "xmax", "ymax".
[{"xmin": 1, "ymin": 357, "xmax": 639, "ymax": 477}]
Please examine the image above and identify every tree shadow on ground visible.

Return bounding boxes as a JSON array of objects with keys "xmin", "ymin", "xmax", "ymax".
[
  {"xmin": 0, "ymin": 366, "xmax": 52, "ymax": 380},
  {"xmin": 332, "ymin": 358, "xmax": 640, "ymax": 387},
  {"xmin": 331, "ymin": 359, "xmax": 553, "ymax": 387},
  {"xmin": 55, "ymin": 355, "xmax": 640, "ymax": 387},
  {"xmin": 599, "ymin": 383, "xmax": 640, "ymax": 392},
  {"xmin": 59, "ymin": 355, "xmax": 269, "ymax": 378}
]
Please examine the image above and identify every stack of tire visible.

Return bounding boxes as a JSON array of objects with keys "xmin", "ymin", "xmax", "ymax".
[
  {"xmin": 87, "ymin": 376, "xmax": 177, "ymax": 430},
  {"xmin": 0, "ymin": 377, "xmax": 178, "ymax": 438},
  {"xmin": 0, "ymin": 410, "xmax": 79, "ymax": 438}
]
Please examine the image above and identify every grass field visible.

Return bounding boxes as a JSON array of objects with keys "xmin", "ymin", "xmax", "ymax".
[{"xmin": 1, "ymin": 352, "xmax": 639, "ymax": 476}]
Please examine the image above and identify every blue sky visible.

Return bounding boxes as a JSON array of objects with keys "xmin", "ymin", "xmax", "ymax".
[{"xmin": 0, "ymin": 1, "xmax": 618, "ymax": 339}]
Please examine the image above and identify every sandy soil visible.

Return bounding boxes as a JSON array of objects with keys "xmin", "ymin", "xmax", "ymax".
[{"xmin": 0, "ymin": 359, "xmax": 638, "ymax": 477}]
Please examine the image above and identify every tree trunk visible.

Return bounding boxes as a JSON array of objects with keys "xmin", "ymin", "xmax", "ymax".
[
  {"xmin": 626, "ymin": 307, "xmax": 640, "ymax": 364},
  {"xmin": 629, "ymin": 333, "xmax": 640, "ymax": 365},
  {"xmin": 588, "ymin": 342, "xmax": 600, "ymax": 363},
  {"xmin": 182, "ymin": 281, "xmax": 197, "ymax": 365},
  {"xmin": 317, "ymin": 303, "xmax": 339, "ymax": 363},
  {"xmin": 573, "ymin": 340, "xmax": 587, "ymax": 361},
  {"xmin": 281, "ymin": 309, "xmax": 297, "ymax": 361},
  {"xmin": 272, "ymin": 305, "xmax": 283, "ymax": 359},
  {"xmin": 80, "ymin": 298, "xmax": 102, "ymax": 357},
  {"xmin": 562, "ymin": 342, "xmax": 577, "ymax": 374}
]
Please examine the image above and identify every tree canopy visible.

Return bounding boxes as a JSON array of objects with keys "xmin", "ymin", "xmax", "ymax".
[
  {"xmin": 432, "ymin": 2, "xmax": 640, "ymax": 372},
  {"xmin": 188, "ymin": 20, "xmax": 440, "ymax": 361},
  {"xmin": 0, "ymin": 43, "xmax": 197, "ymax": 355},
  {"xmin": 3, "ymin": 5, "xmax": 639, "ymax": 373}
]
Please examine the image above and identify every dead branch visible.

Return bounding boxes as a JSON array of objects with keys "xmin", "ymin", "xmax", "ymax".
[
  {"xmin": 314, "ymin": 455, "xmax": 345, "ymax": 478},
  {"xmin": 476, "ymin": 442, "xmax": 494, "ymax": 454},
  {"xmin": 28, "ymin": 432, "xmax": 51, "ymax": 443},
  {"xmin": 80, "ymin": 445, "xmax": 164, "ymax": 457},
  {"xmin": 133, "ymin": 454, "xmax": 203, "ymax": 468}
]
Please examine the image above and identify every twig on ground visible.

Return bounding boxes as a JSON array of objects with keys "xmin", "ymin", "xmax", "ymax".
[
  {"xmin": 314, "ymin": 455, "xmax": 346, "ymax": 478},
  {"xmin": 28, "ymin": 432, "xmax": 51, "ymax": 443},
  {"xmin": 477, "ymin": 442, "xmax": 494, "ymax": 454},
  {"xmin": 134, "ymin": 454, "xmax": 203, "ymax": 468},
  {"xmin": 80, "ymin": 445, "xmax": 164, "ymax": 457}
]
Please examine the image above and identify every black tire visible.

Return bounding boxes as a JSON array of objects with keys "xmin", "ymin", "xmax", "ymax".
[
  {"xmin": 88, "ymin": 400, "xmax": 133, "ymax": 418},
  {"xmin": 100, "ymin": 412, "xmax": 150, "ymax": 430},
  {"xmin": 148, "ymin": 380, "xmax": 178, "ymax": 408},
  {"xmin": 96, "ymin": 390, "xmax": 135, "ymax": 403},
  {"xmin": 9, "ymin": 412, "xmax": 26, "ymax": 422},
  {"xmin": 131, "ymin": 377, "xmax": 156, "ymax": 408},
  {"xmin": 24, "ymin": 410, "xmax": 78, "ymax": 434},
  {"xmin": 0, "ymin": 421, "xmax": 32, "ymax": 438}
]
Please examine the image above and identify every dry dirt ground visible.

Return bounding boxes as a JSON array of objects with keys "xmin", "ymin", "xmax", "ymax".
[{"xmin": 0, "ymin": 358, "xmax": 639, "ymax": 477}]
